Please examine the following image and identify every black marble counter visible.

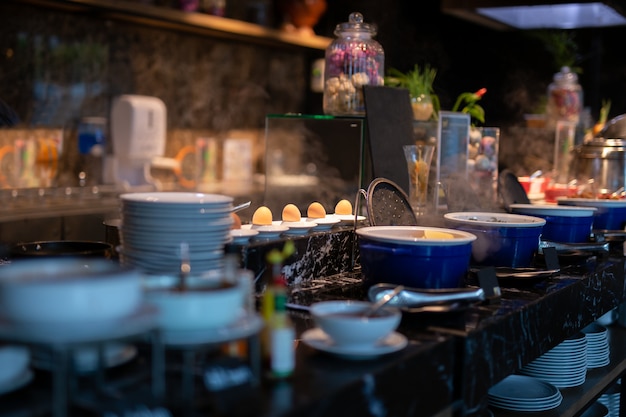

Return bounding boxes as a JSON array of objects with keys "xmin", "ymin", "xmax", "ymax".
[{"xmin": 0, "ymin": 235, "xmax": 624, "ymax": 417}]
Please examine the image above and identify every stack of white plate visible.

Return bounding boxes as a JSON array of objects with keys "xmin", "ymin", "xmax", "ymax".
[
  {"xmin": 488, "ymin": 374, "xmax": 562, "ymax": 412},
  {"xmin": 118, "ymin": 192, "xmax": 233, "ymax": 276},
  {"xmin": 519, "ymin": 332, "xmax": 587, "ymax": 388},
  {"xmin": 598, "ymin": 381, "xmax": 621, "ymax": 417},
  {"xmin": 583, "ymin": 322, "xmax": 611, "ymax": 368}
]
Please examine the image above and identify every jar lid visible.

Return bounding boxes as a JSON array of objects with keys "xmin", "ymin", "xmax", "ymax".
[
  {"xmin": 335, "ymin": 12, "xmax": 377, "ymax": 36},
  {"xmin": 554, "ymin": 66, "xmax": 578, "ymax": 83}
]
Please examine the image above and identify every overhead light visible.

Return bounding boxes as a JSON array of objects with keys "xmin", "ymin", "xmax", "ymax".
[{"xmin": 441, "ymin": 0, "xmax": 626, "ymax": 30}]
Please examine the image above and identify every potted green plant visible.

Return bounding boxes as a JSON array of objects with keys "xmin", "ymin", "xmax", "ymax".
[{"xmin": 385, "ymin": 64, "xmax": 440, "ymax": 121}]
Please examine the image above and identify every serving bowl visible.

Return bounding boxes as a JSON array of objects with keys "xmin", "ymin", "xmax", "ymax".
[
  {"xmin": 557, "ymin": 197, "xmax": 626, "ymax": 230},
  {"xmin": 0, "ymin": 258, "xmax": 143, "ymax": 324},
  {"xmin": 145, "ymin": 279, "xmax": 244, "ymax": 331},
  {"xmin": 309, "ymin": 300, "xmax": 401, "ymax": 347},
  {"xmin": 443, "ymin": 212, "xmax": 546, "ymax": 268},
  {"xmin": 356, "ymin": 226, "xmax": 477, "ymax": 289},
  {"xmin": 509, "ymin": 203, "xmax": 596, "ymax": 243}
]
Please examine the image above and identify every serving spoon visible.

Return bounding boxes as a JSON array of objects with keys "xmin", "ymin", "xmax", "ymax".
[{"xmin": 364, "ymin": 285, "xmax": 404, "ymax": 317}]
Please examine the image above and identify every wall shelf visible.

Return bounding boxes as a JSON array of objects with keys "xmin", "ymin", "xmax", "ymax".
[{"xmin": 15, "ymin": 0, "xmax": 332, "ymax": 51}]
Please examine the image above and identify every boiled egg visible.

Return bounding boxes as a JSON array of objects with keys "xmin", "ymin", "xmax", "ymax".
[
  {"xmin": 252, "ymin": 206, "xmax": 273, "ymax": 226},
  {"xmin": 334, "ymin": 199, "xmax": 353, "ymax": 215},
  {"xmin": 282, "ymin": 204, "xmax": 301, "ymax": 222},
  {"xmin": 231, "ymin": 213, "xmax": 242, "ymax": 229},
  {"xmin": 307, "ymin": 201, "xmax": 326, "ymax": 219}
]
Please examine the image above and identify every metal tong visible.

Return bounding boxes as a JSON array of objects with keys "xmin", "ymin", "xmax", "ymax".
[{"xmin": 367, "ymin": 283, "xmax": 485, "ymax": 311}]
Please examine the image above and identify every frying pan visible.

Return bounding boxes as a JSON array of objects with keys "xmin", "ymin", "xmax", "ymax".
[{"xmin": 10, "ymin": 241, "xmax": 114, "ymax": 259}]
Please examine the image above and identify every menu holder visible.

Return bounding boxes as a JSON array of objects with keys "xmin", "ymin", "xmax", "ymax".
[
  {"xmin": 542, "ymin": 246, "xmax": 560, "ymax": 271},
  {"xmin": 363, "ymin": 85, "xmax": 415, "ymax": 194},
  {"xmin": 477, "ymin": 267, "xmax": 501, "ymax": 304}
]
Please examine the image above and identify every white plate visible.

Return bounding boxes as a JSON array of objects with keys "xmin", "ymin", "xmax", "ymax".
[
  {"xmin": 306, "ymin": 216, "xmax": 341, "ymax": 230},
  {"xmin": 230, "ymin": 229, "xmax": 259, "ymax": 244},
  {"xmin": 281, "ymin": 221, "xmax": 317, "ymax": 235},
  {"xmin": 161, "ymin": 314, "xmax": 264, "ymax": 346},
  {"xmin": 510, "ymin": 203, "xmax": 596, "ymax": 217},
  {"xmin": 301, "ymin": 328, "xmax": 407, "ymax": 360},
  {"xmin": 488, "ymin": 375, "xmax": 563, "ymax": 410},
  {"xmin": 32, "ymin": 343, "xmax": 137, "ymax": 373},
  {"xmin": 0, "ymin": 370, "xmax": 33, "ymax": 396}
]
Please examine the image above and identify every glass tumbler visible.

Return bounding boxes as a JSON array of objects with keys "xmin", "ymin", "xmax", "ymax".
[{"xmin": 403, "ymin": 144, "xmax": 435, "ymax": 216}]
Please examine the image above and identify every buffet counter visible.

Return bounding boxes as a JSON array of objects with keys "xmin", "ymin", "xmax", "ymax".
[{"xmin": 0, "ymin": 235, "xmax": 624, "ymax": 417}]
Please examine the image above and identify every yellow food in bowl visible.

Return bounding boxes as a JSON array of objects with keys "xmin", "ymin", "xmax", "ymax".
[
  {"xmin": 307, "ymin": 202, "xmax": 326, "ymax": 219},
  {"xmin": 423, "ymin": 230, "xmax": 454, "ymax": 239},
  {"xmin": 334, "ymin": 199, "xmax": 353, "ymax": 215},
  {"xmin": 282, "ymin": 204, "xmax": 301, "ymax": 222},
  {"xmin": 252, "ymin": 206, "xmax": 273, "ymax": 226}
]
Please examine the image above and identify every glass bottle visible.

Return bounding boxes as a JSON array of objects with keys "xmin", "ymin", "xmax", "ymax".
[
  {"xmin": 546, "ymin": 66, "xmax": 583, "ymax": 129},
  {"xmin": 323, "ymin": 12, "xmax": 384, "ymax": 116},
  {"xmin": 269, "ymin": 279, "xmax": 295, "ymax": 379},
  {"xmin": 77, "ymin": 117, "xmax": 107, "ymax": 186}
]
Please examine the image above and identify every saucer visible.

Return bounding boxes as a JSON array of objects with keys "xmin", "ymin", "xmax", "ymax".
[
  {"xmin": 332, "ymin": 214, "xmax": 367, "ymax": 224},
  {"xmin": 243, "ymin": 224, "xmax": 289, "ymax": 238},
  {"xmin": 0, "ymin": 369, "xmax": 33, "ymax": 396},
  {"xmin": 32, "ymin": 343, "xmax": 138, "ymax": 373},
  {"xmin": 281, "ymin": 221, "xmax": 317, "ymax": 235},
  {"xmin": 161, "ymin": 314, "xmax": 264, "ymax": 346},
  {"xmin": 301, "ymin": 328, "xmax": 407, "ymax": 360},
  {"xmin": 230, "ymin": 228, "xmax": 259, "ymax": 244},
  {"xmin": 306, "ymin": 216, "xmax": 341, "ymax": 230}
]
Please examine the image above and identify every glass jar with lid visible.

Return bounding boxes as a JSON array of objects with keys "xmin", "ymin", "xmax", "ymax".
[
  {"xmin": 545, "ymin": 66, "xmax": 583, "ymax": 129},
  {"xmin": 323, "ymin": 12, "xmax": 384, "ymax": 116}
]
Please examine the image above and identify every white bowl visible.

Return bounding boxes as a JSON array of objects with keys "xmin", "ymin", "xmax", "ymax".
[
  {"xmin": 0, "ymin": 258, "xmax": 143, "ymax": 324},
  {"xmin": 309, "ymin": 300, "xmax": 401, "ymax": 347},
  {"xmin": 146, "ymin": 281, "xmax": 244, "ymax": 331}
]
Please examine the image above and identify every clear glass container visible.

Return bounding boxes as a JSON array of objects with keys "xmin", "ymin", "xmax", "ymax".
[
  {"xmin": 546, "ymin": 66, "xmax": 583, "ymax": 129},
  {"xmin": 323, "ymin": 12, "xmax": 384, "ymax": 116}
]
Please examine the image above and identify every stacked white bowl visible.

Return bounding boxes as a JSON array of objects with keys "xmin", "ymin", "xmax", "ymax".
[{"xmin": 118, "ymin": 192, "xmax": 233, "ymax": 276}]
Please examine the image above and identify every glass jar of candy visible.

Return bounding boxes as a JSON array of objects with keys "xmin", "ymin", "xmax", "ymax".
[
  {"xmin": 323, "ymin": 12, "xmax": 384, "ymax": 116},
  {"xmin": 546, "ymin": 66, "xmax": 583, "ymax": 129}
]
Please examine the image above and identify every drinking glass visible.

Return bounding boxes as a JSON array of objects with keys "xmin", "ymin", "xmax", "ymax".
[{"xmin": 403, "ymin": 144, "xmax": 435, "ymax": 216}]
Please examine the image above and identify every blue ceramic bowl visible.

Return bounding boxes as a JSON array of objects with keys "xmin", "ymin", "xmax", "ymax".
[
  {"xmin": 356, "ymin": 226, "xmax": 477, "ymax": 289},
  {"xmin": 557, "ymin": 197, "xmax": 626, "ymax": 230},
  {"xmin": 509, "ymin": 203, "xmax": 596, "ymax": 243},
  {"xmin": 443, "ymin": 212, "xmax": 546, "ymax": 268}
]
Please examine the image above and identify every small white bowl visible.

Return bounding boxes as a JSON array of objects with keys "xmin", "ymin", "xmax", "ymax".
[
  {"xmin": 309, "ymin": 300, "xmax": 401, "ymax": 347},
  {"xmin": 146, "ymin": 281, "xmax": 244, "ymax": 331},
  {"xmin": 0, "ymin": 258, "xmax": 143, "ymax": 324}
]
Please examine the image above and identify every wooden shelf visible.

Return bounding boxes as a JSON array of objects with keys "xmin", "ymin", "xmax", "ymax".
[{"xmin": 14, "ymin": 0, "xmax": 332, "ymax": 51}]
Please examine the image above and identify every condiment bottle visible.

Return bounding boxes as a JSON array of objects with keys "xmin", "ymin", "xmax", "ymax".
[
  {"xmin": 546, "ymin": 66, "xmax": 583, "ymax": 129},
  {"xmin": 269, "ymin": 277, "xmax": 295, "ymax": 379},
  {"xmin": 323, "ymin": 12, "xmax": 384, "ymax": 116}
]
